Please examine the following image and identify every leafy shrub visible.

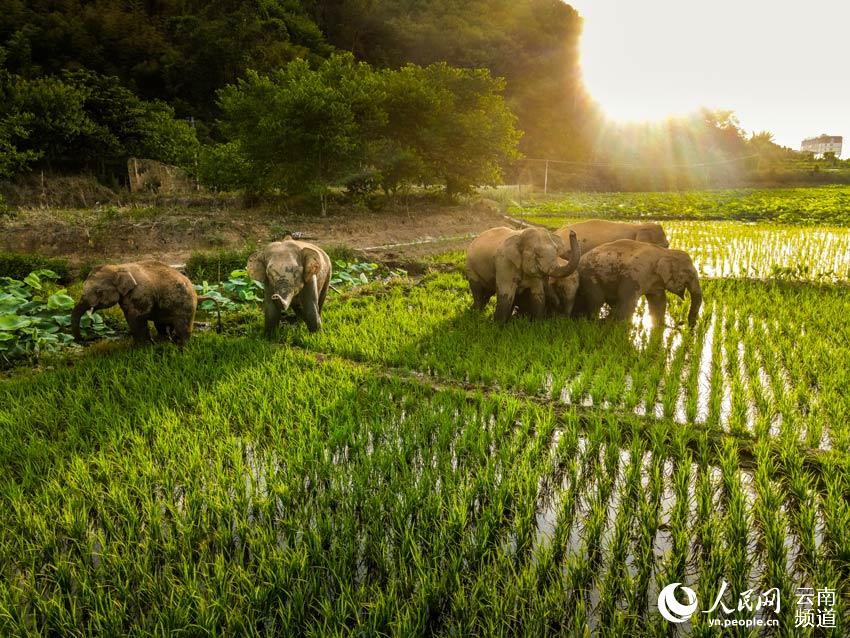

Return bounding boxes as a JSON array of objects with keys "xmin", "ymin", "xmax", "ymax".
[
  {"xmin": 0, "ymin": 269, "xmax": 112, "ymax": 363},
  {"xmin": 185, "ymin": 249, "xmax": 254, "ymax": 283},
  {"xmin": 331, "ymin": 261, "xmax": 407, "ymax": 288},
  {"xmin": 194, "ymin": 270, "xmax": 263, "ymax": 311},
  {"xmin": 0, "ymin": 253, "xmax": 71, "ymax": 283}
]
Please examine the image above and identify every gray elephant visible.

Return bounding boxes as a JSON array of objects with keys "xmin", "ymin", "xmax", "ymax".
[
  {"xmin": 555, "ymin": 219, "xmax": 669, "ymax": 254},
  {"xmin": 574, "ymin": 239, "xmax": 702, "ymax": 327},
  {"xmin": 465, "ymin": 227, "xmax": 580, "ymax": 323},
  {"xmin": 71, "ymin": 260, "xmax": 197, "ymax": 346},
  {"xmin": 247, "ymin": 238, "xmax": 332, "ymax": 335}
]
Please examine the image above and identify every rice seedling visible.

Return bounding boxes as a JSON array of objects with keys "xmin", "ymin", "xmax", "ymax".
[{"xmin": 2, "ymin": 211, "xmax": 849, "ymax": 633}]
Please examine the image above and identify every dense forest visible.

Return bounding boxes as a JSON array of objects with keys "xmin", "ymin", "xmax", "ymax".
[{"xmin": 0, "ymin": 0, "xmax": 841, "ymax": 199}]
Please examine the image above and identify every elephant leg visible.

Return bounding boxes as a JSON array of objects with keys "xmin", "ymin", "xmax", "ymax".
[
  {"xmin": 612, "ymin": 294, "xmax": 640, "ymax": 321},
  {"xmin": 493, "ymin": 287, "xmax": 517, "ymax": 324},
  {"xmin": 469, "ymin": 280, "xmax": 493, "ymax": 311},
  {"xmin": 646, "ymin": 291, "xmax": 667, "ymax": 327},
  {"xmin": 578, "ymin": 285, "xmax": 604, "ymax": 320},
  {"xmin": 300, "ymin": 302, "xmax": 321, "ymax": 333},
  {"xmin": 612, "ymin": 280, "xmax": 641, "ymax": 321},
  {"xmin": 263, "ymin": 297, "xmax": 282, "ymax": 338},
  {"xmin": 523, "ymin": 281, "xmax": 547, "ymax": 320},
  {"xmin": 171, "ymin": 322, "xmax": 192, "ymax": 348},
  {"xmin": 543, "ymin": 280, "xmax": 561, "ymax": 316},
  {"xmin": 154, "ymin": 321, "xmax": 171, "ymax": 342},
  {"xmin": 126, "ymin": 313, "xmax": 153, "ymax": 346}
]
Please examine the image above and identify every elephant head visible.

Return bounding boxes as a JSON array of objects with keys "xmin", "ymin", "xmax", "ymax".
[
  {"xmin": 71, "ymin": 265, "xmax": 138, "ymax": 340},
  {"xmin": 501, "ymin": 228, "xmax": 581, "ymax": 280},
  {"xmin": 248, "ymin": 240, "xmax": 323, "ymax": 311},
  {"xmin": 636, "ymin": 223, "xmax": 669, "ymax": 248},
  {"xmin": 657, "ymin": 251, "xmax": 702, "ymax": 326}
]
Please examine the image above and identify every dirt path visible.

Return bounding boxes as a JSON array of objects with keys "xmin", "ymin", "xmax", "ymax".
[{"xmin": 2, "ymin": 199, "xmax": 517, "ymax": 266}]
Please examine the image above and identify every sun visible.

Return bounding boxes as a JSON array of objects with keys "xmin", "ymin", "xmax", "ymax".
[{"xmin": 573, "ymin": 1, "xmax": 725, "ymax": 124}]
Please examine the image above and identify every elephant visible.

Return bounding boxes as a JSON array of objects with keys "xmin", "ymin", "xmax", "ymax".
[
  {"xmin": 71, "ymin": 260, "xmax": 197, "ymax": 346},
  {"xmin": 555, "ymin": 219, "xmax": 669, "ymax": 255},
  {"xmin": 465, "ymin": 226, "xmax": 580, "ymax": 323},
  {"xmin": 574, "ymin": 239, "xmax": 702, "ymax": 327},
  {"xmin": 247, "ymin": 238, "xmax": 332, "ymax": 335}
]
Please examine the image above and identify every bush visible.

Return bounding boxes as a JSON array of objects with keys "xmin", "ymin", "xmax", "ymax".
[
  {"xmin": 185, "ymin": 249, "xmax": 254, "ymax": 283},
  {"xmin": 0, "ymin": 269, "xmax": 112, "ymax": 364},
  {"xmin": 0, "ymin": 253, "xmax": 71, "ymax": 283}
]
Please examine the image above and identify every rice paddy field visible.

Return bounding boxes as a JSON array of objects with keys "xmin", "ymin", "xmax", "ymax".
[{"xmin": 2, "ymin": 191, "xmax": 850, "ymax": 635}]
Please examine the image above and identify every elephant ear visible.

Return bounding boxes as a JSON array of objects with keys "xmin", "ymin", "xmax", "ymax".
[
  {"xmin": 302, "ymin": 247, "xmax": 323, "ymax": 282},
  {"xmin": 656, "ymin": 255, "xmax": 677, "ymax": 287},
  {"xmin": 498, "ymin": 233, "xmax": 524, "ymax": 271},
  {"xmin": 247, "ymin": 249, "xmax": 268, "ymax": 283},
  {"xmin": 115, "ymin": 269, "xmax": 138, "ymax": 296}
]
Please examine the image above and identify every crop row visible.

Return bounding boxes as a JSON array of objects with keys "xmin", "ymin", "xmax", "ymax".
[
  {"xmin": 280, "ymin": 273, "xmax": 849, "ymax": 456},
  {"xmin": 1, "ymin": 340, "xmax": 848, "ymax": 635},
  {"xmin": 509, "ymin": 185, "xmax": 850, "ymax": 226}
]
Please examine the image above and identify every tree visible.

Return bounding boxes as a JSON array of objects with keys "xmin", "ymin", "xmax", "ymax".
[
  {"xmin": 215, "ymin": 54, "xmax": 383, "ymax": 210},
  {"xmin": 378, "ymin": 64, "xmax": 520, "ymax": 196},
  {"xmin": 0, "ymin": 69, "xmax": 199, "ymax": 177},
  {"xmin": 209, "ymin": 55, "xmax": 521, "ymax": 204}
]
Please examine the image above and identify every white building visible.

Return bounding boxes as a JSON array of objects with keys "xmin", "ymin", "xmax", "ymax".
[{"xmin": 801, "ymin": 135, "xmax": 843, "ymax": 158}]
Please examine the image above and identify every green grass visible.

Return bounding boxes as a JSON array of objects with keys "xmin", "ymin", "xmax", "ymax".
[{"xmin": 2, "ymin": 213, "xmax": 850, "ymax": 634}]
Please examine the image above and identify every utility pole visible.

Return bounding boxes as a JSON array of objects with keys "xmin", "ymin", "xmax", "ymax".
[{"xmin": 544, "ymin": 159, "xmax": 549, "ymax": 195}]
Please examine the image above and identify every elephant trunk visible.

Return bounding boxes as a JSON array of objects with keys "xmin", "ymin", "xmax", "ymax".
[
  {"xmin": 549, "ymin": 230, "xmax": 581, "ymax": 278},
  {"xmin": 686, "ymin": 277, "xmax": 702, "ymax": 326},
  {"xmin": 71, "ymin": 301, "xmax": 89, "ymax": 341}
]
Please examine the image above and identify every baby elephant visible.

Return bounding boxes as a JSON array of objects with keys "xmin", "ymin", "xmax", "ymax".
[
  {"xmin": 71, "ymin": 260, "xmax": 197, "ymax": 346},
  {"xmin": 247, "ymin": 238, "xmax": 332, "ymax": 335},
  {"xmin": 575, "ymin": 240, "xmax": 702, "ymax": 327}
]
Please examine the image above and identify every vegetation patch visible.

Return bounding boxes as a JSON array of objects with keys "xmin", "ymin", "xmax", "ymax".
[{"xmin": 512, "ymin": 186, "xmax": 850, "ymax": 226}]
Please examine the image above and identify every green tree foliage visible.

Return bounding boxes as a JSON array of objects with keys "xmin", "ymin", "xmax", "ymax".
[
  {"xmin": 377, "ymin": 64, "xmax": 520, "ymax": 196},
  {"xmin": 311, "ymin": 0, "xmax": 592, "ymax": 160},
  {"xmin": 0, "ymin": 0, "xmax": 331, "ymax": 119},
  {"xmin": 215, "ymin": 55, "xmax": 383, "ymax": 207},
  {"xmin": 0, "ymin": 69, "xmax": 198, "ymax": 176},
  {"xmin": 2, "ymin": 1, "xmax": 590, "ymax": 161},
  {"xmin": 210, "ymin": 55, "xmax": 520, "ymax": 201}
]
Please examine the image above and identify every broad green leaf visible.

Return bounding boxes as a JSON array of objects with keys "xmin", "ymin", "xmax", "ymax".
[
  {"xmin": 0, "ymin": 315, "xmax": 31, "ymax": 330},
  {"xmin": 23, "ymin": 273, "xmax": 42, "ymax": 289},
  {"xmin": 47, "ymin": 293, "xmax": 75, "ymax": 310}
]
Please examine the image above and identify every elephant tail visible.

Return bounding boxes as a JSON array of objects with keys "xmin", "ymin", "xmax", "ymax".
[{"xmin": 197, "ymin": 295, "xmax": 223, "ymax": 333}]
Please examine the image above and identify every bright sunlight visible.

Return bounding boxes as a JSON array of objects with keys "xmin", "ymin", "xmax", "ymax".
[{"xmin": 574, "ymin": 0, "xmax": 850, "ymax": 150}]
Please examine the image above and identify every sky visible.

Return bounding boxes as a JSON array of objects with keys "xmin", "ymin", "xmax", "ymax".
[{"xmin": 571, "ymin": 0, "xmax": 848, "ymax": 155}]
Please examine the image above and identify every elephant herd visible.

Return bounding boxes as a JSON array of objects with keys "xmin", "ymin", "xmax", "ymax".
[
  {"xmin": 465, "ymin": 219, "xmax": 702, "ymax": 327},
  {"xmin": 69, "ymin": 220, "xmax": 700, "ymax": 349}
]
